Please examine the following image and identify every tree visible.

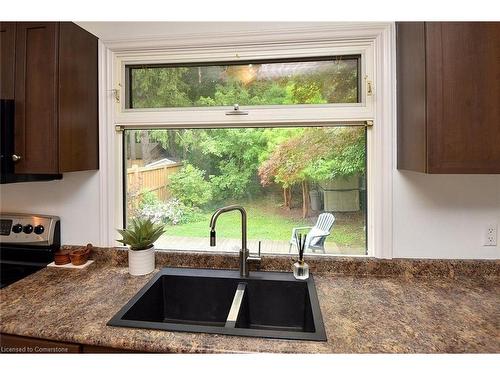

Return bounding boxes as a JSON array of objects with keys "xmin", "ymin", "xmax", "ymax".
[
  {"xmin": 178, "ymin": 128, "xmax": 269, "ymax": 202},
  {"xmin": 258, "ymin": 130, "xmax": 315, "ymax": 217},
  {"xmin": 131, "ymin": 67, "xmax": 192, "ymax": 108},
  {"xmin": 258, "ymin": 127, "xmax": 365, "ymax": 218}
]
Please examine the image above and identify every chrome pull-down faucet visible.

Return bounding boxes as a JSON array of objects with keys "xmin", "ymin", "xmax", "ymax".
[{"xmin": 209, "ymin": 205, "xmax": 261, "ymax": 277}]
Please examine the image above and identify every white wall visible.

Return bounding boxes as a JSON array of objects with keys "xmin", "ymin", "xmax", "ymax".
[
  {"xmin": 0, "ymin": 171, "xmax": 102, "ymax": 246},
  {"xmin": 75, "ymin": 22, "xmax": 336, "ymax": 41},
  {"xmin": 1, "ymin": 22, "xmax": 498, "ymax": 259},
  {"xmin": 393, "ymin": 172, "xmax": 500, "ymax": 259}
]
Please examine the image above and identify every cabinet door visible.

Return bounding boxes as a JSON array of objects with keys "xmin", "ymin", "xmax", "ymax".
[
  {"xmin": 426, "ymin": 22, "xmax": 500, "ymax": 173},
  {"xmin": 58, "ymin": 22, "xmax": 99, "ymax": 172},
  {"xmin": 396, "ymin": 22, "xmax": 427, "ymax": 172},
  {"xmin": 0, "ymin": 22, "xmax": 16, "ymax": 100},
  {"xmin": 82, "ymin": 345, "xmax": 138, "ymax": 353},
  {"xmin": 0, "ymin": 333, "xmax": 81, "ymax": 353},
  {"xmin": 14, "ymin": 22, "xmax": 59, "ymax": 173}
]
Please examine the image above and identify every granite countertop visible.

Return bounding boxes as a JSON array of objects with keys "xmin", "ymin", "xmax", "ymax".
[{"xmin": 0, "ymin": 252, "xmax": 499, "ymax": 353}]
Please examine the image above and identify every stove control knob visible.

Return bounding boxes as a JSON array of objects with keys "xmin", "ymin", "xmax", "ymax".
[
  {"xmin": 34, "ymin": 225, "xmax": 45, "ymax": 235},
  {"xmin": 23, "ymin": 224, "xmax": 33, "ymax": 234},
  {"xmin": 12, "ymin": 224, "xmax": 23, "ymax": 233}
]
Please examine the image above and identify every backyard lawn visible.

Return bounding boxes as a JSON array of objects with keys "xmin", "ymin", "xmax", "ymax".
[{"xmin": 164, "ymin": 200, "xmax": 366, "ymax": 250}]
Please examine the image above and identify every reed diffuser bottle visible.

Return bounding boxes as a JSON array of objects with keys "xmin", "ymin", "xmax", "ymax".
[{"xmin": 293, "ymin": 233, "xmax": 309, "ymax": 280}]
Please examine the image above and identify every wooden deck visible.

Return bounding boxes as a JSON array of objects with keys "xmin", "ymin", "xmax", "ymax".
[{"xmin": 156, "ymin": 235, "xmax": 366, "ymax": 256}]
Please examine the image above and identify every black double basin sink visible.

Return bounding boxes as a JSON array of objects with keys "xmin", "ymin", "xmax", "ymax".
[{"xmin": 108, "ymin": 268, "xmax": 326, "ymax": 341}]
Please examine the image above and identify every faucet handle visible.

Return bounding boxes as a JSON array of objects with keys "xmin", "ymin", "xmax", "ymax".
[{"xmin": 248, "ymin": 241, "xmax": 262, "ymax": 261}]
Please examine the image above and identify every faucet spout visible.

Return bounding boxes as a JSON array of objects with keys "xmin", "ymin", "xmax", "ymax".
[
  {"xmin": 209, "ymin": 205, "xmax": 258, "ymax": 277},
  {"xmin": 209, "ymin": 205, "xmax": 247, "ymax": 253}
]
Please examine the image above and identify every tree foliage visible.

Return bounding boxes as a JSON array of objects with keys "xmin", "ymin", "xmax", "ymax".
[
  {"xmin": 131, "ymin": 58, "xmax": 358, "ymax": 108},
  {"xmin": 179, "ymin": 128, "xmax": 268, "ymax": 201},
  {"xmin": 131, "ymin": 67, "xmax": 192, "ymax": 108},
  {"xmin": 168, "ymin": 164, "xmax": 213, "ymax": 207},
  {"xmin": 258, "ymin": 127, "xmax": 365, "ymax": 187}
]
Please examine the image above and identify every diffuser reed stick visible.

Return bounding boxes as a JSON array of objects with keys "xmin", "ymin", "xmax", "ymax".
[
  {"xmin": 295, "ymin": 232, "xmax": 307, "ymax": 262},
  {"xmin": 293, "ymin": 232, "xmax": 309, "ymax": 280}
]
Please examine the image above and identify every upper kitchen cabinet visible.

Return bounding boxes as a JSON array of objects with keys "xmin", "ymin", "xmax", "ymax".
[
  {"xmin": 0, "ymin": 22, "xmax": 16, "ymax": 100},
  {"xmin": 396, "ymin": 22, "xmax": 500, "ymax": 174},
  {"xmin": 1, "ymin": 22, "xmax": 98, "ymax": 174}
]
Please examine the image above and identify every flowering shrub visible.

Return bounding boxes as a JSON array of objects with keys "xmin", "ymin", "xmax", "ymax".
[
  {"xmin": 162, "ymin": 198, "xmax": 185, "ymax": 225},
  {"xmin": 139, "ymin": 198, "xmax": 203, "ymax": 225}
]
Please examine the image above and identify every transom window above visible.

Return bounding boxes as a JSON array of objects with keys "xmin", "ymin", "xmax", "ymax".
[{"xmin": 125, "ymin": 56, "xmax": 361, "ymax": 110}]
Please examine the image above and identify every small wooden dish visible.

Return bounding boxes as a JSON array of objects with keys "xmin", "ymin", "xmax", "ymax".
[
  {"xmin": 54, "ymin": 250, "xmax": 71, "ymax": 265},
  {"xmin": 69, "ymin": 244, "xmax": 93, "ymax": 266}
]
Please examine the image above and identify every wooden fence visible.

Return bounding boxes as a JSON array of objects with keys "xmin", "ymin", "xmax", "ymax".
[{"xmin": 127, "ymin": 162, "xmax": 182, "ymax": 210}]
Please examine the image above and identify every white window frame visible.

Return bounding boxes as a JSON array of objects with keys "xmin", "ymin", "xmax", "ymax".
[
  {"xmin": 98, "ymin": 23, "xmax": 395, "ymax": 258},
  {"xmin": 114, "ymin": 44, "xmax": 373, "ymax": 127}
]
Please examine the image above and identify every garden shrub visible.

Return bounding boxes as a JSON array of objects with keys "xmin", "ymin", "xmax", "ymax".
[
  {"xmin": 168, "ymin": 164, "xmax": 212, "ymax": 207},
  {"xmin": 139, "ymin": 190, "xmax": 160, "ymax": 209}
]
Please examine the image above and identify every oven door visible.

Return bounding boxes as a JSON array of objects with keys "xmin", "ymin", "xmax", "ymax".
[
  {"xmin": 0, "ymin": 260, "xmax": 46, "ymax": 289},
  {"xmin": 0, "ymin": 244, "xmax": 54, "ymax": 289}
]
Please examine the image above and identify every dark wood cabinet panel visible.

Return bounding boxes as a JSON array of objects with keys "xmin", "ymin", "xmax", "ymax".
[
  {"xmin": 58, "ymin": 22, "xmax": 99, "ymax": 172},
  {"xmin": 3, "ymin": 21, "xmax": 99, "ymax": 177},
  {"xmin": 0, "ymin": 333, "xmax": 81, "ymax": 353},
  {"xmin": 0, "ymin": 334, "xmax": 140, "ymax": 353},
  {"xmin": 14, "ymin": 22, "xmax": 59, "ymax": 174},
  {"xmin": 82, "ymin": 344, "xmax": 138, "ymax": 353},
  {"xmin": 396, "ymin": 22, "xmax": 427, "ymax": 172},
  {"xmin": 0, "ymin": 22, "xmax": 16, "ymax": 100},
  {"xmin": 397, "ymin": 22, "xmax": 500, "ymax": 174},
  {"xmin": 426, "ymin": 22, "xmax": 500, "ymax": 173}
]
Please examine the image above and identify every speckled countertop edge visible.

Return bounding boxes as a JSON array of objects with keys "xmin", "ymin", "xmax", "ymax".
[{"xmin": 85, "ymin": 246, "xmax": 500, "ymax": 280}]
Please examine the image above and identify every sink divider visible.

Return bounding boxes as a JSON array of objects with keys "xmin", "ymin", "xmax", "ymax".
[{"xmin": 225, "ymin": 282, "xmax": 247, "ymax": 329}]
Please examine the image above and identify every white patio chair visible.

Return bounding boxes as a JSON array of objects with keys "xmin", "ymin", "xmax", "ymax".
[{"xmin": 288, "ymin": 213, "xmax": 335, "ymax": 254}]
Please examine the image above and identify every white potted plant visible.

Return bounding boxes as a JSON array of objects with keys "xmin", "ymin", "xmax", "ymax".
[{"xmin": 116, "ymin": 218, "xmax": 165, "ymax": 276}]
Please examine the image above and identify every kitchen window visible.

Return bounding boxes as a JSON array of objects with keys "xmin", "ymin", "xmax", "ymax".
[
  {"xmin": 123, "ymin": 126, "xmax": 367, "ymax": 255},
  {"xmin": 109, "ymin": 26, "xmax": 388, "ymax": 257}
]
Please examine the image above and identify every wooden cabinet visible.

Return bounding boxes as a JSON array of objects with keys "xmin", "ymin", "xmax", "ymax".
[
  {"xmin": 396, "ymin": 22, "xmax": 500, "ymax": 174},
  {"xmin": 14, "ymin": 22, "xmax": 59, "ymax": 173},
  {"xmin": 81, "ymin": 344, "xmax": 137, "ymax": 353},
  {"xmin": 1, "ymin": 333, "xmax": 136, "ymax": 353},
  {"xmin": 0, "ymin": 22, "xmax": 98, "ymax": 175},
  {"xmin": 0, "ymin": 22, "xmax": 16, "ymax": 100},
  {"xmin": 0, "ymin": 333, "xmax": 81, "ymax": 353}
]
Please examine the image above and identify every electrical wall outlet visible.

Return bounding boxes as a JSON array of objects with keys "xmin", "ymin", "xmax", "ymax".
[{"xmin": 484, "ymin": 224, "xmax": 497, "ymax": 246}]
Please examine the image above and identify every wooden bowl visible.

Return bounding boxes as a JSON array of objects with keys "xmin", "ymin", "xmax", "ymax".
[
  {"xmin": 54, "ymin": 250, "xmax": 71, "ymax": 265},
  {"xmin": 69, "ymin": 244, "xmax": 93, "ymax": 266},
  {"xmin": 69, "ymin": 251, "xmax": 88, "ymax": 266}
]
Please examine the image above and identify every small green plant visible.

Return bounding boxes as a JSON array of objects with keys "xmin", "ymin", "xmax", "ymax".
[{"xmin": 117, "ymin": 217, "xmax": 165, "ymax": 250}]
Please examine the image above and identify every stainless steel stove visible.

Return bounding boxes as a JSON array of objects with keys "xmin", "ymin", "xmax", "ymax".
[{"xmin": 0, "ymin": 213, "xmax": 60, "ymax": 288}]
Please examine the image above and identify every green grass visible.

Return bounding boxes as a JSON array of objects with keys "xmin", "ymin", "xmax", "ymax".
[{"xmin": 164, "ymin": 201, "xmax": 365, "ymax": 248}]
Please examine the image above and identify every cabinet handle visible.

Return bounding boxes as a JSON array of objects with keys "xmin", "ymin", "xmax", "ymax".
[{"xmin": 12, "ymin": 154, "xmax": 22, "ymax": 162}]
